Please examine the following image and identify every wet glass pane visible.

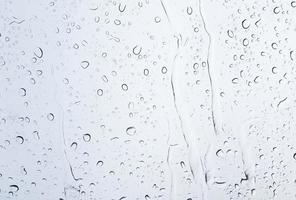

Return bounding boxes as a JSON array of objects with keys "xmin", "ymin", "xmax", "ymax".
[{"xmin": 1, "ymin": 0, "xmax": 296, "ymax": 199}]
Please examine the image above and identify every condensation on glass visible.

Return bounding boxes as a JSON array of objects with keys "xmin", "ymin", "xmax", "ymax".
[{"xmin": 1, "ymin": 0, "xmax": 296, "ymax": 199}]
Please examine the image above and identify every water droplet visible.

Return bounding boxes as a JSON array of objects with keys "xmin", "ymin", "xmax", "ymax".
[
  {"xmin": 47, "ymin": 113, "xmax": 54, "ymax": 121},
  {"xmin": 118, "ymin": 3, "xmax": 126, "ymax": 12},
  {"xmin": 70, "ymin": 142, "xmax": 78, "ymax": 150},
  {"xmin": 243, "ymin": 38, "xmax": 249, "ymax": 46},
  {"xmin": 242, "ymin": 19, "xmax": 250, "ymax": 29},
  {"xmin": 121, "ymin": 84, "xmax": 128, "ymax": 91},
  {"xmin": 34, "ymin": 47, "xmax": 43, "ymax": 58},
  {"xmin": 144, "ymin": 69, "xmax": 149, "ymax": 76},
  {"xmin": 271, "ymin": 42, "xmax": 278, "ymax": 50},
  {"xmin": 33, "ymin": 131, "xmax": 40, "ymax": 140},
  {"xmin": 19, "ymin": 88, "xmax": 26, "ymax": 97},
  {"xmin": 114, "ymin": 19, "xmax": 121, "ymax": 25},
  {"xmin": 126, "ymin": 127, "xmax": 136, "ymax": 136},
  {"xmin": 96, "ymin": 160, "xmax": 104, "ymax": 167},
  {"xmin": 273, "ymin": 7, "xmax": 280, "ymax": 14},
  {"xmin": 81, "ymin": 61, "xmax": 89, "ymax": 69},
  {"xmin": 227, "ymin": 30, "xmax": 234, "ymax": 38},
  {"xmin": 97, "ymin": 89, "xmax": 103, "ymax": 96},
  {"xmin": 83, "ymin": 134, "xmax": 91, "ymax": 142},
  {"xmin": 187, "ymin": 7, "xmax": 193, "ymax": 15},
  {"xmin": 154, "ymin": 16, "xmax": 161, "ymax": 23},
  {"xmin": 9, "ymin": 185, "xmax": 19, "ymax": 192},
  {"xmin": 232, "ymin": 78, "xmax": 239, "ymax": 84},
  {"xmin": 180, "ymin": 161, "xmax": 185, "ymax": 168},
  {"xmin": 16, "ymin": 136, "xmax": 24, "ymax": 144},
  {"xmin": 161, "ymin": 66, "xmax": 167, "ymax": 74},
  {"xmin": 132, "ymin": 46, "xmax": 142, "ymax": 55},
  {"xmin": 216, "ymin": 149, "xmax": 224, "ymax": 158}
]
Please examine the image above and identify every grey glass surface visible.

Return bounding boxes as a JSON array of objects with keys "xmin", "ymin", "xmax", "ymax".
[{"xmin": 1, "ymin": 0, "xmax": 296, "ymax": 199}]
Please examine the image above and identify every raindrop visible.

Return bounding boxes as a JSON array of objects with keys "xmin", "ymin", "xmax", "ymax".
[
  {"xmin": 216, "ymin": 149, "xmax": 224, "ymax": 158},
  {"xmin": 16, "ymin": 136, "xmax": 24, "ymax": 144},
  {"xmin": 193, "ymin": 63, "xmax": 199, "ymax": 70},
  {"xmin": 242, "ymin": 19, "xmax": 250, "ymax": 29},
  {"xmin": 9, "ymin": 185, "xmax": 19, "ymax": 192},
  {"xmin": 47, "ymin": 113, "xmax": 54, "ymax": 121},
  {"xmin": 161, "ymin": 66, "xmax": 167, "ymax": 74},
  {"xmin": 227, "ymin": 30, "xmax": 234, "ymax": 38},
  {"xmin": 96, "ymin": 160, "xmax": 104, "ymax": 167},
  {"xmin": 70, "ymin": 142, "xmax": 78, "ymax": 150},
  {"xmin": 243, "ymin": 38, "xmax": 249, "ymax": 46},
  {"xmin": 290, "ymin": 51, "xmax": 294, "ymax": 60},
  {"xmin": 19, "ymin": 88, "xmax": 26, "ymax": 97},
  {"xmin": 73, "ymin": 43, "xmax": 79, "ymax": 49},
  {"xmin": 34, "ymin": 47, "xmax": 43, "ymax": 58},
  {"xmin": 81, "ymin": 61, "xmax": 90, "ymax": 69},
  {"xmin": 33, "ymin": 131, "xmax": 40, "ymax": 140},
  {"xmin": 126, "ymin": 127, "xmax": 136, "ymax": 136},
  {"xmin": 119, "ymin": 3, "xmax": 126, "ymax": 12},
  {"xmin": 271, "ymin": 42, "xmax": 278, "ymax": 50},
  {"xmin": 144, "ymin": 69, "xmax": 149, "ymax": 76},
  {"xmin": 101, "ymin": 51, "xmax": 108, "ymax": 59},
  {"xmin": 97, "ymin": 89, "xmax": 103, "ymax": 96},
  {"xmin": 114, "ymin": 19, "xmax": 121, "ymax": 25},
  {"xmin": 83, "ymin": 134, "xmax": 91, "ymax": 142},
  {"xmin": 232, "ymin": 78, "xmax": 239, "ymax": 84},
  {"xmin": 273, "ymin": 7, "xmax": 280, "ymax": 14},
  {"xmin": 121, "ymin": 84, "xmax": 128, "ymax": 91},
  {"xmin": 94, "ymin": 16, "xmax": 100, "ymax": 23},
  {"xmin": 187, "ymin": 6, "xmax": 193, "ymax": 15},
  {"xmin": 180, "ymin": 161, "xmax": 185, "ymax": 168},
  {"xmin": 132, "ymin": 46, "xmax": 142, "ymax": 55},
  {"xmin": 154, "ymin": 16, "xmax": 161, "ymax": 23},
  {"xmin": 272, "ymin": 67, "xmax": 277, "ymax": 74},
  {"xmin": 102, "ymin": 75, "xmax": 108, "ymax": 82}
]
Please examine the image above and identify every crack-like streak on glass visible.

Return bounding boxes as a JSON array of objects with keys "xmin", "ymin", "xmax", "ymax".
[
  {"xmin": 171, "ymin": 50, "xmax": 197, "ymax": 186},
  {"xmin": 159, "ymin": 0, "xmax": 171, "ymax": 24},
  {"xmin": 198, "ymin": 0, "xmax": 218, "ymax": 136},
  {"xmin": 51, "ymin": 65, "xmax": 82, "ymax": 182},
  {"xmin": 170, "ymin": 53, "xmax": 190, "ymax": 148},
  {"xmin": 166, "ymin": 120, "xmax": 173, "ymax": 200}
]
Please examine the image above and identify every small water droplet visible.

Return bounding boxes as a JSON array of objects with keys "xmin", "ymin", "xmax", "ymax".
[
  {"xmin": 81, "ymin": 61, "xmax": 90, "ymax": 69},
  {"xmin": 132, "ymin": 46, "xmax": 142, "ymax": 55},
  {"xmin": 161, "ymin": 66, "xmax": 167, "ymax": 74},
  {"xmin": 126, "ymin": 127, "xmax": 136, "ymax": 136},
  {"xmin": 144, "ymin": 69, "xmax": 149, "ymax": 76},
  {"xmin": 19, "ymin": 88, "xmax": 26, "ymax": 97},
  {"xmin": 47, "ymin": 113, "xmax": 54, "ymax": 121},
  {"xmin": 97, "ymin": 89, "xmax": 103, "ymax": 96},
  {"xmin": 187, "ymin": 6, "xmax": 193, "ymax": 15},
  {"xmin": 121, "ymin": 84, "xmax": 128, "ymax": 91},
  {"xmin": 96, "ymin": 160, "xmax": 104, "ymax": 167},
  {"xmin": 154, "ymin": 16, "xmax": 161, "ymax": 23},
  {"xmin": 83, "ymin": 134, "xmax": 91, "ymax": 142},
  {"xmin": 16, "ymin": 136, "xmax": 24, "ymax": 144}
]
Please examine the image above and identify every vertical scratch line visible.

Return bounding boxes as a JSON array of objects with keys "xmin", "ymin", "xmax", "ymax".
[
  {"xmin": 166, "ymin": 120, "xmax": 173, "ymax": 200},
  {"xmin": 51, "ymin": 65, "xmax": 82, "ymax": 182},
  {"xmin": 160, "ymin": 0, "xmax": 171, "ymax": 23},
  {"xmin": 198, "ymin": 0, "xmax": 218, "ymax": 136},
  {"xmin": 171, "ymin": 54, "xmax": 190, "ymax": 148}
]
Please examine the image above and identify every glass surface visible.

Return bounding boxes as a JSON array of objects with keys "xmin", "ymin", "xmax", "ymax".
[{"xmin": 1, "ymin": 0, "xmax": 296, "ymax": 199}]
